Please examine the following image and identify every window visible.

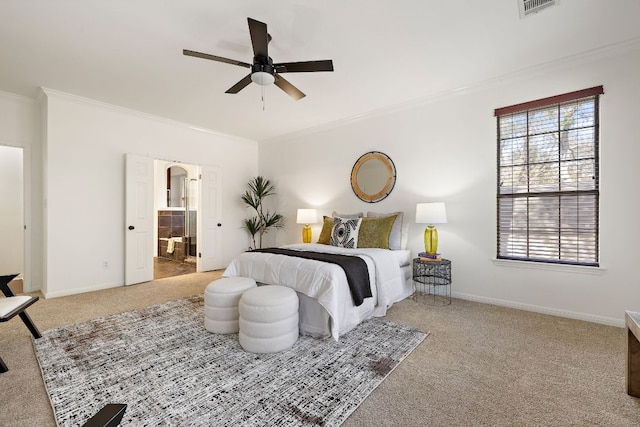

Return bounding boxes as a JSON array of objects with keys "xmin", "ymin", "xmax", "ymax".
[{"xmin": 495, "ymin": 86, "xmax": 603, "ymax": 266}]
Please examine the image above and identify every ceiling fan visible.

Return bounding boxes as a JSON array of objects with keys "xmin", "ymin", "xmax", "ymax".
[{"xmin": 183, "ymin": 17, "xmax": 334, "ymax": 100}]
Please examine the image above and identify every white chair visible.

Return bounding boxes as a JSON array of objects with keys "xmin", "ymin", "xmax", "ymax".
[{"xmin": 1, "ymin": 274, "xmax": 41, "ymax": 373}]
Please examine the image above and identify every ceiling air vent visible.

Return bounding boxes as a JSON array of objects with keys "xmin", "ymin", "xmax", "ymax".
[{"xmin": 519, "ymin": 0, "xmax": 559, "ymax": 18}]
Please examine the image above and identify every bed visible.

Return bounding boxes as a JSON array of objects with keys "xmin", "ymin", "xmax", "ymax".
[{"xmin": 223, "ymin": 212, "xmax": 414, "ymax": 340}]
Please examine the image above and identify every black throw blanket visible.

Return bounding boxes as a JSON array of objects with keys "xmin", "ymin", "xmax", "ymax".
[{"xmin": 252, "ymin": 248, "xmax": 372, "ymax": 306}]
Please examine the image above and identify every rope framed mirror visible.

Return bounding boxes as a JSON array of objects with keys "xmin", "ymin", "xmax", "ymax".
[{"xmin": 350, "ymin": 151, "xmax": 396, "ymax": 203}]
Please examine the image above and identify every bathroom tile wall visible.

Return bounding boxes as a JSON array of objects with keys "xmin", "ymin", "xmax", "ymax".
[
  {"xmin": 158, "ymin": 210, "xmax": 186, "ymax": 262},
  {"xmin": 158, "ymin": 210, "xmax": 184, "ymax": 238}
]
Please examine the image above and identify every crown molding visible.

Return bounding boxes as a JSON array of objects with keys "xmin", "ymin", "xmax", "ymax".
[
  {"xmin": 39, "ymin": 87, "xmax": 256, "ymax": 144},
  {"xmin": 0, "ymin": 90, "xmax": 37, "ymax": 104},
  {"xmin": 260, "ymin": 36, "xmax": 640, "ymax": 144}
]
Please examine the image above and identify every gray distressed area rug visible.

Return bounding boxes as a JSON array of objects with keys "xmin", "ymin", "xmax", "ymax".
[{"xmin": 33, "ymin": 295, "xmax": 427, "ymax": 426}]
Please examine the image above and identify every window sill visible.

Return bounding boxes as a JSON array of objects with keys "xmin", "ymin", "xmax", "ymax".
[{"xmin": 492, "ymin": 258, "xmax": 606, "ymax": 275}]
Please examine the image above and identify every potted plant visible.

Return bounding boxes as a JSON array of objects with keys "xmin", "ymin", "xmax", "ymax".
[{"xmin": 241, "ymin": 176, "xmax": 284, "ymax": 249}]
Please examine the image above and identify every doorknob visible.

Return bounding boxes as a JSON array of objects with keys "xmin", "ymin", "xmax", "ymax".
[{"xmin": 128, "ymin": 225, "xmax": 135, "ymax": 230}]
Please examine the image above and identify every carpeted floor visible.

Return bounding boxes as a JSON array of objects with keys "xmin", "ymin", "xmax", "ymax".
[{"xmin": 2, "ymin": 271, "xmax": 640, "ymax": 426}]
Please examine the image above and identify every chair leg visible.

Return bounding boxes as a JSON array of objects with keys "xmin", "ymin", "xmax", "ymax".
[
  {"xmin": 81, "ymin": 404, "xmax": 127, "ymax": 427},
  {"xmin": 18, "ymin": 311, "xmax": 42, "ymax": 339},
  {"xmin": 0, "ymin": 356, "xmax": 8, "ymax": 373},
  {"xmin": 0, "ymin": 274, "xmax": 20, "ymax": 297}
]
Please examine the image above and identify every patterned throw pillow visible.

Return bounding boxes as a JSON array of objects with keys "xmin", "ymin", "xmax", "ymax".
[
  {"xmin": 318, "ymin": 213, "xmax": 364, "ymax": 244},
  {"xmin": 330, "ymin": 217, "xmax": 362, "ymax": 248}
]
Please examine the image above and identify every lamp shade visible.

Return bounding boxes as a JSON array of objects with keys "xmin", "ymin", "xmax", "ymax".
[
  {"xmin": 416, "ymin": 203, "xmax": 447, "ymax": 224},
  {"xmin": 296, "ymin": 209, "xmax": 317, "ymax": 225}
]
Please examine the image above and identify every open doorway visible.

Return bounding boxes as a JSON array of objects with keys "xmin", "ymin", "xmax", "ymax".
[
  {"xmin": 125, "ymin": 154, "xmax": 222, "ymax": 286},
  {"xmin": 153, "ymin": 160, "xmax": 198, "ymax": 280},
  {"xmin": 0, "ymin": 146, "xmax": 24, "ymax": 291}
]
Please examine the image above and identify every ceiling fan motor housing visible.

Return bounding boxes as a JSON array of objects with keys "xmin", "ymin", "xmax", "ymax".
[
  {"xmin": 251, "ymin": 56, "xmax": 275, "ymax": 85},
  {"xmin": 252, "ymin": 56, "xmax": 275, "ymax": 76}
]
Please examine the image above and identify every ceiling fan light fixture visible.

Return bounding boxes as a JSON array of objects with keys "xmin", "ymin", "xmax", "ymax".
[{"xmin": 251, "ymin": 71, "xmax": 275, "ymax": 86}]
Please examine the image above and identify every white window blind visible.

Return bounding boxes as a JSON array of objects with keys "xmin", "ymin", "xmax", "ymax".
[{"xmin": 495, "ymin": 86, "xmax": 603, "ymax": 266}]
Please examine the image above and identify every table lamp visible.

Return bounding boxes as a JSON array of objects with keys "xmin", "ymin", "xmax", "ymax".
[
  {"xmin": 415, "ymin": 202, "xmax": 447, "ymax": 255},
  {"xmin": 296, "ymin": 209, "xmax": 317, "ymax": 243}
]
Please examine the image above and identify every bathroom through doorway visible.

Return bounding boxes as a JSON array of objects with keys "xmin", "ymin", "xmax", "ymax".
[{"xmin": 153, "ymin": 160, "xmax": 198, "ymax": 280}]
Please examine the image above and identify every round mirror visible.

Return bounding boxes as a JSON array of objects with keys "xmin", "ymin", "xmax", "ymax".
[{"xmin": 350, "ymin": 151, "xmax": 396, "ymax": 203}]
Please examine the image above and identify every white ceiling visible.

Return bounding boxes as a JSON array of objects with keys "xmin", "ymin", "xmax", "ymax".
[{"xmin": 1, "ymin": 1, "xmax": 639, "ymax": 141}]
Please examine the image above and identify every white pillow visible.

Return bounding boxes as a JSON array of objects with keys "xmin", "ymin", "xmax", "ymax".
[
  {"xmin": 330, "ymin": 217, "xmax": 362, "ymax": 248},
  {"xmin": 367, "ymin": 211, "xmax": 404, "ymax": 250},
  {"xmin": 332, "ymin": 211, "xmax": 363, "ymax": 219}
]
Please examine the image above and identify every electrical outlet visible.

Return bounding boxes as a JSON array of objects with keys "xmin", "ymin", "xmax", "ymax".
[{"xmin": 103, "ymin": 261, "xmax": 109, "ymax": 269}]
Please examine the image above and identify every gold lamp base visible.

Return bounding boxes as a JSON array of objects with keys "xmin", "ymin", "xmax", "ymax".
[
  {"xmin": 424, "ymin": 225, "xmax": 439, "ymax": 255},
  {"xmin": 302, "ymin": 224, "xmax": 312, "ymax": 243}
]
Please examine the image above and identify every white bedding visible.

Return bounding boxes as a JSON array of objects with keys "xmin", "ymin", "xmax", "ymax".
[{"xmin": 223, "ymin": 243, "xmax": 413, "ymax": 340}]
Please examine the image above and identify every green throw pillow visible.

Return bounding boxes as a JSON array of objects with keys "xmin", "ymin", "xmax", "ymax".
[
  {"xmin": 317, "ymin": 216, "xmax": 333, "ymax": 244},
  {"xmin": 357, "ymin": 215, "xmax": 397, "ymax": 249}
]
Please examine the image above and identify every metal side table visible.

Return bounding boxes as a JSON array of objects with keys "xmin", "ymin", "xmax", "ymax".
[{"xmin": 412, "ymin": 258, "xmax": 452, "ymax": 305}]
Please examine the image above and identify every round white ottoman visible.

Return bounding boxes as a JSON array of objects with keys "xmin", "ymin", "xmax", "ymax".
[
  {"xmin": 204, "ymin": 277, "xmax": 257, "ymax": 334},
  {"xmin": 238, "ymin": 285, "xmax": 299, "ymax": 353}
]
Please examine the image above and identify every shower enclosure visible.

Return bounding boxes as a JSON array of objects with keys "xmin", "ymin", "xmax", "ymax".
[{"xmin": 184, "ymin": 178, "xmax": 198, "ymax": 260}]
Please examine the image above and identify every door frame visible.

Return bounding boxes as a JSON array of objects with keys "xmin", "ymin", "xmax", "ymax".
[
  {"xmin": 126, "ymin": 154, "xmax": 223, "ymax": 284},
  {"xmin": 0, "ymin": 144, "xmax": 31, "ymax": 292}
]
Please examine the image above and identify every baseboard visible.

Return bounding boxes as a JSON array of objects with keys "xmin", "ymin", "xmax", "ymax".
[
  {"xmin": 44, "ymin": 281, "xmax": 123, "ymax": 299},
  {"xmin": 451, "ymin": 291, "xmax": 625, "ymax": 328}
]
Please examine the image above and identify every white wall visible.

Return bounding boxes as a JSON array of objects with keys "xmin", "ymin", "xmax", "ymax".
[
  {"xmin": 0, "ymin": 146, "xmax": 23, "ymax": 275},
  {"xmin": 42, "ymin": 89, "xmax": 257, "ymax": 297},
  {"xmin": 0, "ymin": 91, "xmax": 42, "ymax": 291},
  {"xmin": 259, "ymin": 44, "xmax": 640, "ymax": 326}
]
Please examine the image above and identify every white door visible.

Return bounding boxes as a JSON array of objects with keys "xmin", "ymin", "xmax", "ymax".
[
  {"xmin": 198, "ymin": 165, "xmax": 223, "ymax": 272},
  {"xmin": 0, "ymin": 146, "xmax": 24, "ymax": 283},
  {"xmin": 125, "ymin": 153, "xmax": 154, "ymax": 285}
]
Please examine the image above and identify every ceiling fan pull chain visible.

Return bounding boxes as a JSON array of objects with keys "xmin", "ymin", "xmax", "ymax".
[{"xmin": 261, "ymin": 83, "xmax": 266, "ymax": 111}]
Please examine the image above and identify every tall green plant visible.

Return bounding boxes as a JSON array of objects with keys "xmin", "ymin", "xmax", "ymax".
[{"xmin": 241, "ymin": 176, "xmax": 284, "ymax": 249}]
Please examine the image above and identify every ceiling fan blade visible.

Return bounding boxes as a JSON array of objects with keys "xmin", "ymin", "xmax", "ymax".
[
  {"xmin": 225, "ymin": 74, "xmax": 253, "ymax": 94},
  {"xmin": 248, "ymin": 18, "xmax": 269, "ymax": 58},
  {"xmin": 183, "ymin": 49, "xmax": 251, "ymax": 68},
  {"xmin": 274, "ymin": 60, "xmax": 334, "ymax": 73},
  {"xmin": 274, "ymin": 74, "xmax": 305, "ymax": 100}
]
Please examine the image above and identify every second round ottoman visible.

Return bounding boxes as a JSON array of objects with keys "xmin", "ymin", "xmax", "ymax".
[{"xmin": 238, "ymin": 285, "xmax": 299, "ymax": 353}]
